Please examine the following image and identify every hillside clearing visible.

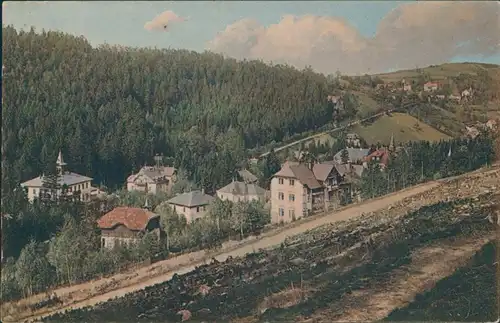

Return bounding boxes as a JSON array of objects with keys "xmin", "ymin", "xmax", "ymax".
[{"xmin": 352, "ymin": 112, "xmax": 450, "ymax": 145}]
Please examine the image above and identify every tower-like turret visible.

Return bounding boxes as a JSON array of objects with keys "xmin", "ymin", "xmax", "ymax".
[{"xmin": 56, "ymin": 150, "xmax": 67, "ymax": 175}]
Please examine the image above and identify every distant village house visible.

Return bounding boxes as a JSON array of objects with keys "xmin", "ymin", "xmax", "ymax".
[{"xmin": 423, "ymin": 82, "xmax": 439, "ymax": 92}]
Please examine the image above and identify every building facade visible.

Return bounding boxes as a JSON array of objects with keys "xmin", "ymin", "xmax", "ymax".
[
  {"xmin": 166, "ymin": 190, "xmax": 214, "ymax": 223},
  {"xmin": 270, "ymin": 161, "xmax": 346, "ymax": 224},
  {"xmin": 21, "ymin": 151, "xmax": 96, "ymax": 202},
  {"xmin": 126, "ymin": 165, "xmax": 176, "ymax": 194}
]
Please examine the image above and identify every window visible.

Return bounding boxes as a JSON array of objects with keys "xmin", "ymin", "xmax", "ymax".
[
  {"xmin": 33, "ymin": 188, "xmax": 36, "ymax": 195},
  {"xmin": 183, "ymin": 207, "xmax": 186, "ymax": 212},
  {"xmin": 289, "ymin": 194, "xmax": 295, "ymax": 201},
  {"xmin": 86, "ymin": 182, "xmax": 89, "ymax": 189},
  {"xmin": 101, "ymin": 238, "xmax": 106, "ymax": 248},
  {"xmin": 278, "ymin": 178, "xmax": 284, "ymax": 185},
  {"xmin": 196, "ymin": 206, "xmax": 200, "ymax": 213},
  {"xmin": 289, "ymin": 179, "xmax": 295, "ymax": 186},
  {"xmin": 289, "ymin": 209, "xmax": 295, "ymax": 218},
  {"xmin": 278, "ymin": 192, "xmax": 284, "ymax": 200},
  {"xmin": 279, "ymin": 208, "xmax": 285, "ymax": 217}
]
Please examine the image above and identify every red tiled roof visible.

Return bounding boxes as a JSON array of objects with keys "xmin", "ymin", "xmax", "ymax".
[
  {"xmin": 97, "ymin": 207, "xmax": 158, "ymax": 231},
  {"xmin": 364, "ymin": 149, "xmax": 390, "ymax": 166}
]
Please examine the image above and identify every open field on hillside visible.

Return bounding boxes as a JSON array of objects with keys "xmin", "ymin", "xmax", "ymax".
[
  {"xmin": 376, "ymin": 62, "xmax": 500, "ymax": 83},
  {"xmin": 352, "ymin": 112, "xmax": 450, "ymax": 145},
  {"xmin": 42, "ymin": 193, "xmax": 498, "ymax": 322},
  {"xmin": 385, "ymin": 240, "xmax": 498, "ymax": 322}
]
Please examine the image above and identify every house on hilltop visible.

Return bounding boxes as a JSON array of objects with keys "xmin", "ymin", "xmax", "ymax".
[
  {"xmin": 217, "ymin": 180, "xmax": 267, "ymax": 203},
  {"xmin": 127, "ymin": 164, "xmax": 176, "ymax": 194},
  {"xmin": 97, "ymin": 206, "xmax": 161, "ymax": 249},
  {"xmin": 21, "ymin": 150, "xmax": 99, "ymax": 202},
  {"xmin": 166, "ymin": 190, "xmax": 214, "ymax": 223}
]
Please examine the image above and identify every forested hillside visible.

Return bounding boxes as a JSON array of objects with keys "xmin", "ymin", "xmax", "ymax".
[{"xmin": 1, "ymin": 25, "xmax": 342, "ymax": 197}]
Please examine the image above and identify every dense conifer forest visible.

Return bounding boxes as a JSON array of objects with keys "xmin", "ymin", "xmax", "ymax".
[{"xmin": 1, "ymin": 25, "xmax": 342, "ymax": 198}]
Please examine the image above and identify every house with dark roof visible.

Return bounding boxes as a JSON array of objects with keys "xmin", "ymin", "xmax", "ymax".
[
  {"xmin": 127, "ymin": 165, "xmax": 176, "ymax": 194},
  {"xmin": 333, "ymin": 148, "xmax": 370, "ymax": 164},
  {"xmin": 237, "ymin": 169, "xmax": 259, "ymax": 184},
  {"xmin": 97, "ymin": 206, "xmax": 161, "ymax": 249},
  {"xmin": 166, "ymin": 190, "xmax": 215, "ymax": 223},
  {"xmin": 270, "ymin": 161, "xmax": 347, "ymax": 224},
  {"xmin": 216, "ymin": 180, "xmax": 267, "ymax": 203},
  {"xmin": 21, "ymin": 150, "xmax": 99, "ymax": 202}
]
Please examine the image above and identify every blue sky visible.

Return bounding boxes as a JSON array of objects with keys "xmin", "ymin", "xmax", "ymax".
[{"xmin": 3, "ymin": 1, "xmax": 499, "ymax": 74}]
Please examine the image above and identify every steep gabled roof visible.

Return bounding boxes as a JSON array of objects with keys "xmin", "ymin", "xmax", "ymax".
[
  {"xmin": 312, "ymin": 163, "xmax": 335, "ymax": 182},
  {"xmin": 289, "ymin": 164, "xmax": 322, "ymax": 189},
  {"xmin": 97, "ymin": 207, "xmax": 158, "ymax": 231},
  {"xmin": 167, "ymin": 190, "xmax": 214, "ymax": 207},
  {"xmin": 237, "ymin": 169, "xmax": 258, "ymax": 183},
  {"xmin": 333, "ymin": 148, "xmax": 370, "ymax": 163},
  {"xmin": 217, "ymin": 181, "xmax": 266, "ymax": 196},
  {"xmin": 127, "ymin": 166, "xmax": 176, "ymax": 183}
]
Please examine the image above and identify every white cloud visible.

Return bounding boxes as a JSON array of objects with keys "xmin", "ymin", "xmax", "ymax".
[
  {"xmin": 207, "ymin": 1, "xmax": 500, "ymax": 75},
  {"xmin": 144, "ymin": 10, "xmax": 185, "ymax": 32}
]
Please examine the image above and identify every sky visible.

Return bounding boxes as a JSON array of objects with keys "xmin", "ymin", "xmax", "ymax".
[{"xmin": 2, "ymin": 1, "xmax": 499, "ymax": 75}]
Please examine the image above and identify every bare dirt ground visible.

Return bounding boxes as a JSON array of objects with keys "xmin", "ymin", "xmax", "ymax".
[
  {"xmin": 303, "ymin": 234, "xmax": 498, "ymax": 323},
  {"xmin": 4, "ymin": 164, "xmax": 499, "ymax": 323}
]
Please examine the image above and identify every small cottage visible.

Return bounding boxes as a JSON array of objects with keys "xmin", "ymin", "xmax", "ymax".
[
  {"xmin": 166, "ymin": 190, "xmax": 214, "ymax": 223},
  {"xmin": 97, "ymin": 207, "xmax": 161, "ymax": 249}
]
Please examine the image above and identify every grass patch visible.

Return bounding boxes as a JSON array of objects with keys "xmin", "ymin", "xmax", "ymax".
[{"xmin": 352, "ymin": 112, "xmax": 450, "ymax": 145}]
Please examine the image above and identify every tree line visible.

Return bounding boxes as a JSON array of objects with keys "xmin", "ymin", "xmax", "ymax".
[{"xmin": 361, "ymin": 133, "xmax": 495, "ymax": 199}]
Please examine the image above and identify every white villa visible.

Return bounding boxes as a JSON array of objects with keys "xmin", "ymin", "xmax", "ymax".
[{"xmin": 21, "ymin": 151, "xmax": 100, "ymax": 202}]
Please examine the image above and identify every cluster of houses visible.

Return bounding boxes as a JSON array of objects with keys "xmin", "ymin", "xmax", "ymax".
[
  {"xmin": 14, "ymin": 138, "xmax": 396, "ymax": 252},
  {"xmin": 376, "ymin": 78, "xmax": 474, "ymax": 104}
]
